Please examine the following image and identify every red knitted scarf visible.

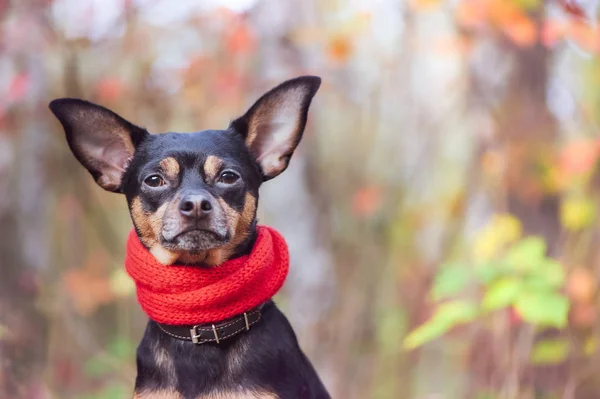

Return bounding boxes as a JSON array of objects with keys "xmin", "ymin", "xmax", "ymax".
[{"xmin": 125, "ymin": 225, "xmax": 289, "ymax": 325}]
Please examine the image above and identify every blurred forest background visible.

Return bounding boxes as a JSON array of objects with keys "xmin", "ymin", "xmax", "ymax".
[{"xmin": 2, "ymin": 0, "xmax": 600, "ymax": 398}]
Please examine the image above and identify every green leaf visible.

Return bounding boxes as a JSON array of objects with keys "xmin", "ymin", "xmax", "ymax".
[
  {"xmin": 404, "ymin": 300, "xmax": 478, "ymax": 349},
  {"xmin": 98, "ymin": 384, "xmax": 128, "ymax": 399},
  {"xmin": 84, "ymin": 356, "xmax": 112, "ymax": 378},
  {"xmin": 482, "ymin": 277, "xmax": 522, "ymax": 311},
  {"xmin": 431, "ymin": 263, "xmax": 471, "ymax": 301},
  {"xmin": 530, "ymin": 339, "xmax": 569, "ymax": 365},
  {"xmin": 107, "ymin": 337, "xmax": 136, "ymax": 360},
  {"xmin": 504, "ymin": 237, "xmax": 546, "ymax": 273},
  {"xmin": 524, "ymin": 260, "xmax": 565, "ymax": 290},
  {"xmin": 514, "ymin": 292, "xmax": 569, "ymax": 328},
  {"xmin": 376, "ymin": 308, "xmax": 407, "ymax": 354},
  {"xmin": 474, "ymin": 261, "xmax": 504, "ymax": 285}
]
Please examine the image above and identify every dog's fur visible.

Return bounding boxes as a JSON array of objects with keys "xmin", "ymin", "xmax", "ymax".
[{"xmin": 49, "ymin": 76, "xmax": 330, "ymax": 398}]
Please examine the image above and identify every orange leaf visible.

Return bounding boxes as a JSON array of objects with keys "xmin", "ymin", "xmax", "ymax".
[
  {"xmin": 481, "ymin": 149, "xmax": 504, "ymax": 177},
  {"xmin": 62, "ymin": 252, "xmax": 114, "ymax": 316},
  {"xmin": 567, "ymin": 267, "xmax": 597, "ymax": 303},
  {"xmin": 567, "ymin": 20, "xmax": 599, "ymax": 52},
  {"xmin": 456, "ymin": 0, "xmax": 490, "ymax": 30},
  {"xmin": 327, "ymin": 35, "xmax": 353, "ymax": 63},
  {"xmin": 433, "ymin": 36, "xmax": 474, "ymax": 56},
  {"xmin": 501, "ymin": 13, "xmax": 537, "ymax": 47},
  {"xmin": 489, "ymin": 0, "xmax": 520, "ymax": 24},
  {"xmin": 571, "ymin": 303, "xmax": 596, "ymax": 327},
  {"xmin": 559, "ymin": 139, "xmax": 600, "ymax": 176},
  {"xmin": 352, "ymin": 186, "xmax": 383, "ymax": 217}
]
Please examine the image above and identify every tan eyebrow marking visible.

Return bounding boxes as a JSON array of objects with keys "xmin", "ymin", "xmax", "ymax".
[
  {"xmin": 159, "ymin": 157, "xmax": 180, "ymax": 180},
  {"xmin": 204, "ymin": 155, "xmax": 224, "ymax": 181}
]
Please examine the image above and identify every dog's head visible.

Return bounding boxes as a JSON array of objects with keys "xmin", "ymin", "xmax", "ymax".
[{"xmin": 49, "ymin": 76, "xmax": 321, "ymax": 266}]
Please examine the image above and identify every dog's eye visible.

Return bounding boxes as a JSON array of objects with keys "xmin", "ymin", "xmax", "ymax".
[
  {"xmin": 144, "ymin": 175, "xmax": 165, "ymax": 187},
  {"xmin": 218, "ymin": 171, "xmax": 240, "ymax": 185}
]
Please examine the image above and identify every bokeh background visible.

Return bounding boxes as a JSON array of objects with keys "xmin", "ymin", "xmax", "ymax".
[{"xmin": 2, "ymin": 0, "xmax": 600, "ymax": 398}]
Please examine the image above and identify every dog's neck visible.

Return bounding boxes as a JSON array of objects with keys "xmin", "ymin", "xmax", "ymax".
[{"xmin": 125, "ymin": 224, "xmax": 289, "ymax": 325}]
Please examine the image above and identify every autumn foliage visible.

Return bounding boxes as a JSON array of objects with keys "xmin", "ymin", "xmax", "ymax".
[{"xmin": 3, "ymin": 0, "xmax": 600, "ymax": 398}]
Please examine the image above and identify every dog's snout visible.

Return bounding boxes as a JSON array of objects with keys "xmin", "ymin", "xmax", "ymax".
[{"xmin": 179, "ymin": 193, "xmax": 213, "ymax": 218}]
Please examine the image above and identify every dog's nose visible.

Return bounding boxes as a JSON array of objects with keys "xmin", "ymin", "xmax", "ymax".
[{"xmin": 179, "ymin": 194, "xmax": 213, "ymax": 218}]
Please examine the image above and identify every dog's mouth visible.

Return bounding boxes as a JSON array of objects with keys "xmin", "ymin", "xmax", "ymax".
[{"xmin": 161, "ymin": 228, "xmax": 230, "ymax": 252}]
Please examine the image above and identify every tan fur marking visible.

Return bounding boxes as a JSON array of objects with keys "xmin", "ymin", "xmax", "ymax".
[
  {"xmin": 204, "ymin": 155, "xmax": 223, "ymax": 181},
  {"xmin": 195, "ymin": 392, "xmax": 278, "ymax": 399},
  {"xmin": 131, "ymin": 197, "xmax": 154, "ymax": 247},
  {"xmin": 220, "ymin": 193, "xmax": 256, "ymax": 260},
  {"xmin": 131, "ymin": 198, "xmax": 168, "ymax": 247},
  {"xmin": 134, "ymin": 390, "xmax": 182, "ymax": 399},
  {"xmin": 159, "ymin": 157, "xmax": 180, "ymax": 180},
  {"xmin": 135, "ymin": 390, "xmax": 276, "ymax": 399},
  {"xmin": 153, "ymin": 340, "xmax": 177, "ymax": 386},
  {"xmin": 132, "ymin": 198, "xmax": 178, "ymax": 265},
  {"xmin": 227, "ymin": 338, "xmax": 249, "ymax": 375},
  {"xmin": 149, "ymin": 244, "xmax": 179, "ymax": 266},
  {"xmin": 130, "ymin": 192, "xmax": 256, "ymax": 267},
  {"xmin": 178, "ymin": 250, "xmax": 208, "ymax": 265}
]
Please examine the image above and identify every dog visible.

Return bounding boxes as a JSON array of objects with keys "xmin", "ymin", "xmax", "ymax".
[{"xmin": 49, "ymin": 76, "xmax": 330, "ymax": 399}]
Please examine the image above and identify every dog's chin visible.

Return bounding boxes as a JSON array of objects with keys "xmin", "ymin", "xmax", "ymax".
[{"xmin": 161, "ymin": 230, "xmax": 229, "ymax": 252}]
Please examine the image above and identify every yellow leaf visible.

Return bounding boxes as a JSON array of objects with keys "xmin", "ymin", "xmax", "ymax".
[
  {"xmin": 585, "ymin": 336, "xmax": 597, "ymax": 356},
  {"xmin": 473, "ymin": 214, "xmax": 523, "ymax": 262},
  {"xmin": 560, "ymin": 196, "xmax": 596, "ymax": 231},
  {"xmin": 410, "ymin": 0, "xmax": 443, "ymax": 11},
  {"xmin": 110, "ymin": 269, "xmax": 136, "ymax": 298}
]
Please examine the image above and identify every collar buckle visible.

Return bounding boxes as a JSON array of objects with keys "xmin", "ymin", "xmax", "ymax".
[{"xmin": 190, "ymin": 325, "xmax": 202, "ymax": 344}]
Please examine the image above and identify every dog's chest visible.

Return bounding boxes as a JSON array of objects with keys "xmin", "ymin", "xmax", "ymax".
[{"xmin": 133, "ymin": 390, "xmax": 278, "ymax": 399}]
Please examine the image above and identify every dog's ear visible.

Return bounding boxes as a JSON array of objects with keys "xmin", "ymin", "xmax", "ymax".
[
  {"xmin": 49, "ymin": 99, "xmax": 148, "ymax": 192},
  {"xmin": 230, "ymin": 76, "xmax": 321, "ymax": 181}
]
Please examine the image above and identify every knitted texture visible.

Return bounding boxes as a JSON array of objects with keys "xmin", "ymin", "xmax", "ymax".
[{"xmin": 125, "ymin": 225, "xmax": 289, "ymax": 325}]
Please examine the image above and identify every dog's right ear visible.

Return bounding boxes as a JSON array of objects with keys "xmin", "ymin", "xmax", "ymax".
[{"xmin": 49, "ymin": 99, "xmax": 148, "ymax": 192}]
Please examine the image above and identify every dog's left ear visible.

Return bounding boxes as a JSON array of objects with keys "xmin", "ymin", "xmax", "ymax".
[{"xmin": 230, "ymin": 76, "xmax": 321, "ymax": 181}]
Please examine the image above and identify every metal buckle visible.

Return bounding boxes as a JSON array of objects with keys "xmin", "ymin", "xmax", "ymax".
[
  {"xmin": 190, "ymin": 325, "xmax": 202, "ymax": 344},
  {"xmin": 189, "ymin": 312, "xmax": 252, "ymax": 344},
  {"xmin": 243, "ymin": 312, "xmax": 250, "ymax": 331},
  {"xmin": 212, "ymin": 324, "xmax": 220, "ymax": 344}
]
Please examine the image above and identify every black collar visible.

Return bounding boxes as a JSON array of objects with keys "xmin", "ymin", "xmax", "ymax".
[{"xmin": 155, "ymin": 304, "xmax": 263, "ymax": 344}]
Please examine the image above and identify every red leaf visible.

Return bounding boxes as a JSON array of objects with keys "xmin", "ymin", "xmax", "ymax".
[
  {"xmin": 96, "ymin": 78, "xmax": 125, "ymax": 102},
  {"xmin": 226, "ymin": 21, "xmax": 255, "ymax": 55},
  {"xmin": 557, "ymin": 0, "xmax": 587, "ymax": 18},
  {"xmin": 8, "ymin": 73, "xmax": 29, "ymax": 102},
  {"xmin": 541, "ymin": 19, "xmax": 568, "ymax": 47},
  {"xmin": 352, "ymin": 186, "xmax": 383, "ymax": 217}
]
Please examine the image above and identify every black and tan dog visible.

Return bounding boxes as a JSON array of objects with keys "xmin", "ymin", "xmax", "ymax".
[{"xmin": 49, "ymin": 76, "xmax": 330, "ymax": 398}]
